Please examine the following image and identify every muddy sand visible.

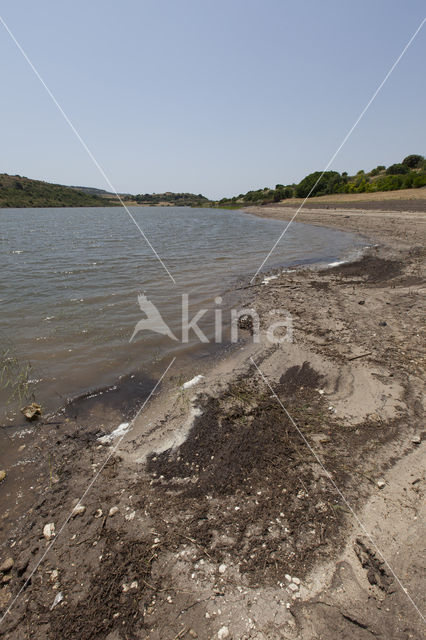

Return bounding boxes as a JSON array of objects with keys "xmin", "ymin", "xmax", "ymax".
[{"xmin": 0, "ymin": 203, "xmax": 425, "ymax": 639}]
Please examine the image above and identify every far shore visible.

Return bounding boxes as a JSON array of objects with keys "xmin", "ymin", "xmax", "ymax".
[{"xmin": 0, "ymin": 202, "xmax": 425, "ymax": 639}]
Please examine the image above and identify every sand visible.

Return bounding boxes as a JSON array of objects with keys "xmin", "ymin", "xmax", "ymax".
[{"xmin": 0, "ymin": 202, "xmax": 425, "ymax": 639}]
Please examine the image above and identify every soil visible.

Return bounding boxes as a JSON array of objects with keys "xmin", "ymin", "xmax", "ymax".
[{"xmin": 0, "ymin": 202, "xmax": 425, "ymax": 639}]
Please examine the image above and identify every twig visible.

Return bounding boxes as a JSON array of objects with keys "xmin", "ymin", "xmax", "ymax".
[
  {"xmin": 176, "ymin": 533, "xmax": 213, "ymax": 560},
  {"xmin": 347, "ymin": 351, "xmax": 372, "ymax": 361}
]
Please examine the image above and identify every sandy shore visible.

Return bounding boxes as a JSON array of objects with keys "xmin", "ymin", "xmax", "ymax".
[{"xmin": 0, "ymin": 204, "xmax": 425, "ymax": 639}]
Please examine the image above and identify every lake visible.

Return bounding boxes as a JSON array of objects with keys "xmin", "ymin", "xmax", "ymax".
[{"xmin": 0, "ymin": 206, "xmax": 365, "ymax": 419}]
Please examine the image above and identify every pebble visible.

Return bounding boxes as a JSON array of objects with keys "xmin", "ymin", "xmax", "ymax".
[
  {"xmin": 72, "ymin": 505, "xmax": 86, "ymax": 518},
  {"xmin": 125, "ymin": 510, "xmax": 136, "ymax": 521},
  {"xmin": 292, "ymin": 577, "xmax": 301, "ymax": 585},
  {"xmin": 0, "ymin": 470, "xmax": 6, "ymax": 483},
  {"xmin": 218, "ymin": 564, "xmax": 227, "ymax": 574},
  {"xmin": 130, "ymin": 581, "xmax": 138, "ymax": 590},
  {"xmin": 94, "ymin": 509, "xmax": 103, "ymax": 518},
  {"xmin": 377, "ymin": 479, "xmax": 386, "ymax": 489},
  {"xmin": 0, "ymin": 558, "xmax": 14, "ymax": 573},
  {"xmin": 285, "ymin": 574, "xmax": 292, "ymax": 582},
  {"xmin": 412, "ymin": 435, "xmax": 421, "ymax": 445},
  {"xmin": 217, "ymin": 627, "xmax": 229, "ymax": 639},
  {"xmin": 2, "ymin": 574, "xmax": 12, "ymax": 584},
  {"xmin": 189, "ymin": 630, "xmax": 198, "ymax": 638},
  {"xmin": 108, "ymin": 506, "xmax": 119, "ymax": 517},
  {"xmin": 288, "ymin": 582, "xmax": 299, "ymax": 592},
  {"xmin": 43, "ymin": 523, "xmax": 56, "ymax": 541}
]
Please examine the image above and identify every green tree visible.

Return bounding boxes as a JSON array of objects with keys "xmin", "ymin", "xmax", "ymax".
[
  {"xmin": 295, "ymin": 171, "xmax": 341, "ymax": 198},
  {"xmin": 402, "ymin": 154, "xmax": 424, "ymax": 169},
  {"xmin": 386, "ymin": 163, "xmax": 409, "ymax": 175}
]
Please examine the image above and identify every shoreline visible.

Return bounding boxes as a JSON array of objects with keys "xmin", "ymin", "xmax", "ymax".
[{"xmin": 0, "ymin": 205, "xmax": 425, "ymax": 639}]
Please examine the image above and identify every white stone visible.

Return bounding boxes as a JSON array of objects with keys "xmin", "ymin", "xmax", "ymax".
[
  {"xmin": 377, "ymin": 479, "xmax": 386, "ymax": 489},
  {"xmin": 43, "ymin": 523, "xmax": 55, "ymax": 541},
  {"xmin": 72, "ymin": 504, "xmax": 86, "ymax": 517},
  {"xmin": 412, "ymin": 435, "xmax": 421, "ymax": 445},
  {"xmin": 217, "ymin": 627, "xmax": 229, "ymax": 639},
  {"xmin": 218, "ymin": 564, "xmax": 227, "ymax": 574},
  {"xmin": 125, "ymin": 510, "xmax": 136, "ymax": 521},
  {"xmin": 285, "ymin": 574, "xmax": 292, "ymax": 582},
  {"xmin": 288, "ymin": 582, "xmax": 299, "ymax": 591},
  {"xmin": 292, "ymin": 577, "xmax": 301, "ymax": 585},
  {"xmin": 108, "ymin": 506, "xmax": 119, "ymax": 517}
]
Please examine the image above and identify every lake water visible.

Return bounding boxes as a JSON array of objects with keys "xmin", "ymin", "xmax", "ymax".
[{"xmin": 0, "ymin": 206, "xmax": 365, "ymax": 419}]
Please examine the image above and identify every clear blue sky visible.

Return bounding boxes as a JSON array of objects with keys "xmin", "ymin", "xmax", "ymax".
[{"xmin": 1, "ymin": 1, "xmax": 425, "ymax": 199}]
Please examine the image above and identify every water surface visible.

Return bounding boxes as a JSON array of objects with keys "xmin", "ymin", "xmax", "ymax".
[{"xmin": 0, "ymin": 206, "xmax": 364, "ymax": 417}]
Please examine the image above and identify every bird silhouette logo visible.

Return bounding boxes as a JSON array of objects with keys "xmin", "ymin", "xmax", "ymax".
[{"xmin": 129, "ymin": 294, "xmax": 178, "ymax": 342}]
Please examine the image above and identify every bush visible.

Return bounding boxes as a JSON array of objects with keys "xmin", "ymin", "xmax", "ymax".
[
  {"xmin": 402, "ymin": 154, "xmax": 424, "ymax": 169},
  {"xmin": 412, "ymin": 174, "xmax": 426, "ymax": 188},
  {"xmin": 295, "ymin": 171, "xmax": 341, "ymax": 198},
  {"xmin": 386, "ymin": 163, "xmax": 409, "ymax": 175}
]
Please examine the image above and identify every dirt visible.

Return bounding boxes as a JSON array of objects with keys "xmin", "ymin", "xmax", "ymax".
[
  {"xmin": 0, "ymin": 203, "xmax": 425, "ymax": 639},
  {"xmin": 263, "ymin": 197, "xmax": 426, "ymax": 213}
]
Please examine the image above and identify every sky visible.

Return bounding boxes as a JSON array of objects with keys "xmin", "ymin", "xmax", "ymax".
[{"xmin": 1, "ymin": 1, "xmax": 425, "ymax": 200}]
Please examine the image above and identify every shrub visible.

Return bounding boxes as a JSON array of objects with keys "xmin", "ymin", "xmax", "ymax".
[
  {"xmin": 402, "ymin": 154, "xmax": 424, "ymax": 169},
  {"xmin": 295, "ymin": 171, "xmax": 341, "ymax": 198},
  {"xmin": 386, "ymin": 163, "xmax": 409, "ymax": 175}
]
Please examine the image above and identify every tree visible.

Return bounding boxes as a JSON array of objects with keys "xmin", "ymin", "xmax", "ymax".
[
  {"xmin": 402, "ymin": 154, "xmax": 424, "ymax": 169},
  {"xmin": 295, "ymin": 171, "xmax": 341, "ymax": 198},
  {"xmin": 386, "ymin": 163, "xmax": 409, "ymax": 175}
]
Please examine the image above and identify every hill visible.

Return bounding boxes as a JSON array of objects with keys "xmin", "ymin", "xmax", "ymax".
[
  {"xmin": 0, "ymin": 174, "xmax": 119, "ymax": 208},
  {"xmin": 132, "ymin": 192, "xmax": 210, "ymax": 207},
  {"xmin": 215, "ymin": 153, "xmax": 426, "ymax": 207}
]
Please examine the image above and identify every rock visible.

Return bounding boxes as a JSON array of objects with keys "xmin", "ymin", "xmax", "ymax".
[
  {"xmin": 43, "ymin": 523, "xmax": 55, "ymax": 541},
  {"xmin": 189, "ymin": 630, "xmax": 198, "ymax": 638},
  {"xmin": 0, "ymin": 585, "xmax": 11, "ymax": 609},
  {"xmin": 358, "ymin": 300, "xmax": 365, "ymax": 305},
  {"xmin": 0, "ymin": 558, "xmax": 14, "ymax": 573},
  {"xmin": 379, "ymin": 321, "xmax": 387, "ymax": 327},
  {"xmin": 288, "ymin": 582, "xmax": 299, "ymax": 592},
  {"xmin": 130, "ymin": 581, "xmax": 138, "ymax": 590},
  {"xmin": 94, "ymin": 509, "xmax": 103, "ymax": 518},
  {"xmin": 20, "ymin": 402, "xmax": 42, "ymax": 421},
  {"xmin": 125, "ymin": 510, "xmax": 136, "ymax": 521},
  {"xmin": 218, "ymin": 564, "xmax": 227, "ymax": 574},
  {"xmin": 292, "ymin": 577, "xmax": 301, "ymax": 585},
  {"xmin": 217, "ymin": 627, "xmax": 229, "ymax": 639},
  {"xmin": 412, "ymin": 435, "xmax": 421, "ymax": 445},
  {"xmin": 72, "ymin": 505, "xmax": 86, "ymax": 518},
  {"xmin": 285, "ymin": 574, "xmax": 292, "ymax": 581},
  {"xmin": 0, "ymin": 470, "xmax": 6, "ymax": 483},
  {"xmin": 108, "ymin": 506, "xmax": 119, "ymax": 517},
  {"xmin": 50, "ymin": 592, "xmax": 63, "ymax": 610},
  {"xmin": 377, "ymin": 479, "xmax": 386, "ymax": 489},
  {"xmin": 2, "ymin": 574, "xmax": 12, "ymax": 584}
]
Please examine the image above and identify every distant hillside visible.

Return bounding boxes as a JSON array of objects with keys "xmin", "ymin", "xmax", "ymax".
[
  {"xmin": 215, "ymin": 153, "xmax": 426, "ymax": 207},
  {"xmin": 133, "ymin": 192, "xmax": 210, "ymax": 207},
  {"xmin": 0, "ymin": 174, "xmax": 119, "ymax": 208}
]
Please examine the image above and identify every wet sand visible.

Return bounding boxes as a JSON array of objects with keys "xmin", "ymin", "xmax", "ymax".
[{"xmin": 0, "ymin": 203, "xmax": 425, "ymax": 639}]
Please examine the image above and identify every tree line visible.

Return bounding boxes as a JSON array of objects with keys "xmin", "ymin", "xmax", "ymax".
[{"xmin": 215, "ymin": 154, "xmax": 426, "ymax": 207}]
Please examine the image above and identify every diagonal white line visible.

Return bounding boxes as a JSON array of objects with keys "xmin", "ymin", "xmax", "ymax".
[
  {"xmin": 0, "ymin": 15, "xmax": 176, "ymax": 285},
  {"xmin": 0, "ymin": 357, "xmax": 176, "ymax": 628},
  {"xmin": 250, "ymin": 17, "xmax": 426, "ymax": 283},
  {"xmin": 249, "ymin": 356, "xmax": 425, "ymax": 622}
]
